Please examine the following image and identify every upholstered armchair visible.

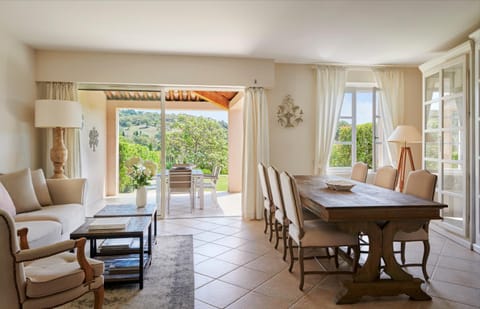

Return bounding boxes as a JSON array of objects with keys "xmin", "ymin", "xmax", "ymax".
[{"xmin": 0, "ymin": 209, "xmax": 104, "ymax": 309}]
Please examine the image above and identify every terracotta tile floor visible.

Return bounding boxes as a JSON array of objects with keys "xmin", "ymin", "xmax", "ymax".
[{"xmin": 157, "ymin": 216, "xmax": 480, "ymax": 309}]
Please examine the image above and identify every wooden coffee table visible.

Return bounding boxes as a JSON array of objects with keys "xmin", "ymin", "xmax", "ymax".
[
  {"xmin": 70, "ymin": 216, "xmax": 152, "ymax": 289},
  {"xmin": 94, "ymin": 203, "xmax": 158, "ymax": 237}
]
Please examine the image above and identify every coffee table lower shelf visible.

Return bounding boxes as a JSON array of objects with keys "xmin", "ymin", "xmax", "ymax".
[{"xmin": 95, "ymin": 254, "xmax": 152, "ymax": 284}]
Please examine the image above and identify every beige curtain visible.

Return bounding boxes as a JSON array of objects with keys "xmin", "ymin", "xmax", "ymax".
[
  {"xmin": 373, "ymin": 70, "xmax": 405, "ymax": 166},
  {"xmin": 37, "ymin": 82, "xmax": 82, "ymax": 178},
  {"xmin": 241, "ymin": 87, "xmax": 269, "ymax": 220},
  {"xmin": 314, "ymin": 66, "xmax": 346, "ymax": 175}
]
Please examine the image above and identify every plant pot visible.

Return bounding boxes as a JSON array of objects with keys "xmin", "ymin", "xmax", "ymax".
[{"xmin": 136, "ymin": 186, "xmax": 147, "ymax": 208}]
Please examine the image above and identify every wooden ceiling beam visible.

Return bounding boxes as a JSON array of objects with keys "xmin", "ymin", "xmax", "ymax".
[{"xmin": 193, "ymin": 91, "xmax": 231, "ymax": 109}]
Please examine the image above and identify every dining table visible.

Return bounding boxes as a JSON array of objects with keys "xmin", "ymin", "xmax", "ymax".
[
  {"xmin": 294, "ymin": 175, "xmax": 447, "ymax": 304},
  {"xmin": 156, "ymin": 169, "xmax": 204, "ymax": 209}
]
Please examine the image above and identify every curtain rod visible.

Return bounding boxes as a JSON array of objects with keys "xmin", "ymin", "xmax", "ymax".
[{"xmin": 311, "ymin": 62, "xmax": 418, "ymax": 71}]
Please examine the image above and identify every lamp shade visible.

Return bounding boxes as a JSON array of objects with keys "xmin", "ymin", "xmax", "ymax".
[
  {"xmin": 35, "ymin": 100, "xmax": 82, "ymax": 128},
  {"xmin": 387, "ymin": 125, "xmax": 422, "ymax": 144}
]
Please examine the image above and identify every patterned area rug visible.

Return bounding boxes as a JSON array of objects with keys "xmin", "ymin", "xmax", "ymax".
[{"xmin": 60, "ymin": 235, "xmax": 194, "ymax": 309}]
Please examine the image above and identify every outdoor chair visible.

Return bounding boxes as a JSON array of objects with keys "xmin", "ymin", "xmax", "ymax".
[
  {"xmin": 201, "ymin": 166, "xmax": 221, "ymax": 207},
  {"xmin": 0, "ymin": 208, "xmax": 104, "ymax": 309},
  {"xmin": 168, "ymin": 168, "xmax": 194, "ymax": 214}
]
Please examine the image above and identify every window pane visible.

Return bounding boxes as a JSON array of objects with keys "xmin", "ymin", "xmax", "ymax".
[
  {"xmin": 425, "ymin": 160, "xmax": 439, "ymax": 174},
  {"xmin": 443, "ymin": 63, "xmax": 463, "ymax": 96},
  {"xmin": 425, "ymin": 73, "xmax": 440, "ymax": 101},
  {"xmin": 356, "ymin": 91, "xmax": 373, "ymax": 124},
  {"xmin": 341, "ymin": 93, "xmax": 352, "ymax": 117},
  {"xmin": 443, "ymin": 163, "xmax": 463, "ymax": 193},
  {"xmin": 444, "ymin": 98, "xmax": 463, "ymax": 129},
  {"xmin": 335, "ymin": 119, "xmax": 352, "ymax": 142},
  {"xmin": 424, "ymin": 132, "xmax": 440, "ymax": 159},
  {"xmin": 356, "ymin": 122, "xmax": 373, "ymax": 168},
  {"xmin": 425, "ymin": 102, "xmax": 440, "ymax": 130},
  {"xmin": 443, "ymin": 130, "xmax": 462, "ymax": 161},
  {"xmin": 329, "ymin": 144, "xmax": 352, "ymax": 167},
  {"xmin": 442, "ymin": 194, "xmax": 464, "ymax": 229}
]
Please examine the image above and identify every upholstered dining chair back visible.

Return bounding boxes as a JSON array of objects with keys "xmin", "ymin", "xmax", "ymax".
[
  {"xmin": 404, "ymin": 170, "xmax": 437, "ymax": 200},
  {"xmin": 373, "ymin": 165, "xmax": 398, "ymax": 190},
  {"xmin": 0, "ymin": 209, "xmax": 26, "ymax": 307},
  {"xmin": 267, "ymin": 166, "xmax": 285, "ymax": 216},
  {"xmin": 280, "ymin": 171, "xmax": 305, "ymax": 233},
  {"xmin": 257, "ymin": 163, "xmax": 272, "ymax": 204},
  {"xmin": 351, "ymin": 162, "xmax": 368, "ymax": 183}
]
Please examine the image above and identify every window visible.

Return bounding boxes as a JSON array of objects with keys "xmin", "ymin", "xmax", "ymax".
[{"xmin": 329, "ymin": 87, "xmax": 383, "ymax": 170}]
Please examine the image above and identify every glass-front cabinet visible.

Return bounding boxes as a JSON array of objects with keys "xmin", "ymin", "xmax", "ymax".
[{"xmin": 420, "ymin": 43, "xmax": 471, "ymax": 239}]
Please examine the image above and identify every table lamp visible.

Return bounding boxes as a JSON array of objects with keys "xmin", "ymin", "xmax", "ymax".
[
  {"xmin": 387, "ymin": 125, "xmax": 422, "ymax": 192},
  {"xmin": 35, "ymin": 99, "xmax": 82, "ymax": 179}
]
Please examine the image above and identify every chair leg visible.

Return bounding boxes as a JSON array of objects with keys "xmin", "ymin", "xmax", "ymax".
[
  {"xmin": 93, "ymin": 285, "xmax": 104, "ymax": 309},
  {"xmin": 400, "ymin": 241, "xmax": 406, "ymax": 265},
  {"xmin": 274, "ymin": 220, "xmax": 280, "ymax": 249},
  {"xmin": 299, "ymin": 246, "xmax": 305, "ymax": 290},
  {"xmin": 334, "ymin": 247, "xmax": 339, "ymax": 268},
  {"xmin": 263, "ymin": 209, "xmax": 268, "ymax": 234},
  {"xmin": 282, "ymin": 224, "xmax": 288, "ymax": 261},
  {"xmin": 269, "ymin": 211, "xmax": 274, "ymax": 242},
  {"xmin": 211, "ymin": 188, "xmax": 218, "ymax": 206},
  {"xmin": 288, "ymin": 237, "xmax": 294, "ymax": 272},
  {"xmin": 352, "ymin": 245, "xmax": 360, "ymax": 273},
  {"xmin": 422, "ymin": 239, "xmax": 430, "ymax": 281}
]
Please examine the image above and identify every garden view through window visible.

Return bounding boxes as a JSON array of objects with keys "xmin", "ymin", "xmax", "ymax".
[
  {"xmin": 329, "ymin": 87, "xmax": 384, "ymax": 170},
  {"xmin": 118, "ymin": 109, "xmax": 228, "ymax": 193}
]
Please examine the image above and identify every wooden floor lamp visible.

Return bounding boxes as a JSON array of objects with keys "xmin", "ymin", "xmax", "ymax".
[{"xmin": 388, "ymin": 125, "xmax": 422, "ymax": 192}]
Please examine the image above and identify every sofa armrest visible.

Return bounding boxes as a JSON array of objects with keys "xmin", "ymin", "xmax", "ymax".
[{"xmin": 46, "ymin": 178, "xmax": 87, "ymax": 205}]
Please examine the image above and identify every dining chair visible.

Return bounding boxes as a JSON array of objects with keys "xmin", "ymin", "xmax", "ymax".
[
  {"xmin": 394, "ymin": 169, "xmax": 437, "ymax": 281},
  {"xmin": 0, "ymin": 209, "xmax": 104, "ymax": 309},
  {"xmin": 351, "ymin": 162, "xmax": 368, "ymax": 183},
  {"xmin": 373, "ymin": 165, "xmax": 398, "ymax": 190},
  {"xmin": 168, "ymin": 168, "xmax": 194, "ymax": 214},
  {"xmin": 280, "ymin": 171, "xmax": 359, "ymax": 290},
  {"xmin": 202, "ymin": 166, "xmax": 221, "ymax": 207},
  {"xmin": 258, "ymin": 163, "xmax": 275, "ymax": 242}
]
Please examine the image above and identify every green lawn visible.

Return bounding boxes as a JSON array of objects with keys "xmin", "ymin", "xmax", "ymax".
[{"xmin": 216, "ymin": 174, "xmax": 228, "ymax": 192}]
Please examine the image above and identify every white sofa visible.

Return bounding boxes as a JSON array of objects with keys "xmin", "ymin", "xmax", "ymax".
[{"xmin": 0, "ymin": 168, "xmax": 87, "ymax": 248}]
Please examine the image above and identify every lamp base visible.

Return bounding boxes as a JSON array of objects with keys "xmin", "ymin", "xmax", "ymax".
[
  {"xmin": 397, "ymin": 146, "xmax": 415, "ymax": 192},
  {"xmin": 50, "ymin": 127, "xmax": 68, "ymax": 179}
]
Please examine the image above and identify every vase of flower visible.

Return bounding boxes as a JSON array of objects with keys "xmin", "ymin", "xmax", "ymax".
[
  {"xmin": 126, "ymin": 157, "xmax": 157, "ymax": 208},
  {"xmin": 136, "ymin": 186, "xmax": 147, "ymax": 208}
]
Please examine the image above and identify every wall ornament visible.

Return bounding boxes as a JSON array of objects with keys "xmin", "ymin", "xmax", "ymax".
[
  {"xmin": 89, "ymin": 127, "xmax": 99, "ymax": 152},
  {"xmin": 277, "ymin": 95, "xmax": 303, "ymax": 128}
]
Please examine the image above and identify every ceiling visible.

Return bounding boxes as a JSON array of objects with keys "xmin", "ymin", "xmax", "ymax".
[{"xmin": 0, "ymin": 1, "xmax": 479, "ymax": 65}]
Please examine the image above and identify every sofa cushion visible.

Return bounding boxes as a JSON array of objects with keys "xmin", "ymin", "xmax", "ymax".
[
  {"xmin": 0, "ymin": 182, "xmax": 16, "ymax": 217},
  {"xmin": 30, "ymin": 169, "xmax": 53, "ymax": 206},
  {"xmin": 0, "ymin": 168, "xmax": 41, "ymax": 214},
  {"xmin": 15, "ymin": 204, "xmax": 85, "ymax": 236},
  {"xmin": 15, "ymin": 221, "xmax": 62, "ymax": 249}
]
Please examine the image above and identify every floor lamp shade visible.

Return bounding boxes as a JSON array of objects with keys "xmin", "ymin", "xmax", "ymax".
[
  {"xmin": 35, "ymin": 100, "xmax": 82, "ymax": 179},
  {"xmin": 388, "ymin": 125, "xmax": 422, "ymax": 192}
]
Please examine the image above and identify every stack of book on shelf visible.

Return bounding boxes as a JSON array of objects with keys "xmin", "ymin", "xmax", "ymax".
[
  {"xmin": 108, "ymin": 258, "xmax": 140, "ymax": 274},
  {"xmin": 88, "ymin": 217, "xmax": 130, "ymax": 230},
  {"xmin": 99, "ymin": 238, "xmax": 134, "ymax": 254}
]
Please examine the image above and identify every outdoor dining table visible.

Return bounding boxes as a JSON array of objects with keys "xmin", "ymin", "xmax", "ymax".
[
  {"xmin": 156, "ymin": 169, "xmax": 204, "ymax": 209},
  {"xmin": 294, "ymin": 175, "xmax": 447, "ymax": 304}
]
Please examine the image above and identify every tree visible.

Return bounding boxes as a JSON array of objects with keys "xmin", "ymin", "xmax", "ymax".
[{"xmin": 329, "ymin": 122, "xmax": 373, "ymax": 168}]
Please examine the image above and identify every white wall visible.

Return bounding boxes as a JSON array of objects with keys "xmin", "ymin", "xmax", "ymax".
[
  {"xmin": 78, "ymin": 91, "xmax": 107, "ymax": 206},
  {"xmin": 35, "ymin": 50, "xmax": 275, "ymax": 88},
  {"xmin": 0, "ymin": 30, "xmax": 38, "ymax": 172}
]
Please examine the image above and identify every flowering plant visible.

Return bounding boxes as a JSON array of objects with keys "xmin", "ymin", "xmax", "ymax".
[{"xmin": 125, "ymin": 157, "xmax": 157, "ymax": 189}]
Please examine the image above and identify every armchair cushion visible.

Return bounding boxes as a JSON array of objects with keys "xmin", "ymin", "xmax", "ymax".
[
  {"xmin": 0, "ymin": 182, "xmax": 16, "ymax": 217},
  {"xmin": 0, "ymin": 168, "xmax": 41, "ymax": 213},
  {"xmin": 30, "ymin": 169, "xmax": 53, "ymax": 206},
  {"xmin": 24, "ymin": 252, "xmax": 104, "ymax": 298}
]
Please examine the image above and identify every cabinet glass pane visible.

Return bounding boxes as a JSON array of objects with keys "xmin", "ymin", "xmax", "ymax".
[
  {"xmin": 425, "ymin": 73, "xmax": 440, "ymax": 101},
  {"xmin": 443, "ymin": 130, "xmax": 462, "ymax": 161},
  {"xmin": 443, "ymin": 63, "xmax": 463, "ymax": 96},
  {"xmin": 442, "ymin": 194, "xmax": 464, "ymax": 229},
  {"xmin": 424, "ymin": 132, "xmax": 440, "ymax": 159},
  {"xmin": 425, "ymin": 160, "xmax": 439, "ymax": 174},
  {"xmin": 443, "ymin": 163, "xmax": 463, "ymax": 193},
  {"xmin": 425, "ymin": 102, "xmax": 440, "ymax": 129},
  {"xmin": 444, "ymin": 98, "xmax": 463, "ymax": 129}
]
